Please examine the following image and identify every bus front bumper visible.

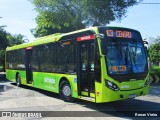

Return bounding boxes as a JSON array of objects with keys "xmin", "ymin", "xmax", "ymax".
[{"xmin": 96, "ymin": 86, "xmax": 150, "ymax": 103}]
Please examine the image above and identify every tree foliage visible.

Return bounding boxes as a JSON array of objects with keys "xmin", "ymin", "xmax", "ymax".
[
  {"xmin": 0, "ymin": 27, "xmax": 25, "ymax": 71},
  {"xmin": 7, "ymin": 33, "xmax": 26, "ymax": 46},
  {"xmin": 0, "ymin": 28, "xmax": 8, "ymax": 50},
  {"xmin": 30, "ymin": 0, "xmax": 142, "ymax": 37},
  {"xmin": 149, "ymin": 38, "xmax": 160, "ymax": 65}
]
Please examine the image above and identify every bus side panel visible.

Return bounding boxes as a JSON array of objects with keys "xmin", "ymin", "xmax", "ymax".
[
  {"xmin": 6, "ymin": 69, "xmax": 26, "ymax": 83},
  {"xmin": 18, "ymin": 71, "xmax": 27, "ymax": 85},
  {"xmin": 33, "ymin": 72, "xmax": 79, "ymax": 98},
  {"xmin": 33, "ymin": 72, "xmax": 57, "ymax": 92},
  {"xmin": 6, "ymin": 69, "xmax": 16, "ymax": 82},
  {"xmin": 95, "ymin": 56, "xmax": 108, "ymax": 103},
  {"xmin": 55, "ymin": 74, "xmax": 78, "ymax": 98}
]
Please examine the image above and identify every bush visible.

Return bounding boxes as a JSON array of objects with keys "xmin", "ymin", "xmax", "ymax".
[
  {"xmin": 150, "ymin": 66, "xmax": 160, "ymax": 74},
  {"xmin": 0, "ymin": 50, "xmax": 5, "ymax": 72}
]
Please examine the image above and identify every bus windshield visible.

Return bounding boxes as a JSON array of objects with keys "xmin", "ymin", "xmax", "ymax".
[{"xmin": 106, "ymin": 38, "xmax": 147, "ymax": 75}]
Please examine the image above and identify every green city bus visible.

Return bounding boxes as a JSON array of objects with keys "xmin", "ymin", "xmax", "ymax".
[{"xmin": 5, "ymin": 26, "xmax": 150, "ymax": 103}]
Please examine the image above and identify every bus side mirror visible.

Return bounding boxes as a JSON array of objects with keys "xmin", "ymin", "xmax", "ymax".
[
  {"xmin": 143, "ymin": 41, "xmax": 148, "ymax": 45},
  {"xmin": 143, "ymin": 40, "xmax": 148, "ymax": 57}
]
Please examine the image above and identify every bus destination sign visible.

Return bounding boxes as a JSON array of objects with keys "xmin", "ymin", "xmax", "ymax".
[{"xmin": 106, "ymin": 30, "xmax": 132, "ymax": 38}]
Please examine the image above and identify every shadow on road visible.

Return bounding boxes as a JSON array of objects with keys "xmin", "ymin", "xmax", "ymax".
[
  {"xmin": 0, "ymin": 79, "xmax": 10, "ymax": 83},
  {"xmin": 11, "ymin": 83, "xmax": 60, "ymax": 99},
  {"xmin": 75, "ymin": 99, "xmax": 160, "ymax": 119},
  {"xmin": 148, "ymin": 84, "xmax": 160, "ymax": 97},
  {"xmin": 1, "ymin": 77, "xmax": 159, "ymax": 118},
  {"xmin": 9, "ymin": 82, "xmax": 160, "ymax": 118}
]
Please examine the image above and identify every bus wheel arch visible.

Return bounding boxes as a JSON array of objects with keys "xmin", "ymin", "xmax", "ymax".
[
  {"xmin": 16, "ymin": 72, "xmax": 21, "ymax": 87},
  {"xmin": 59, "ymin": 77, "xmax": 74, "ymax": 102}
]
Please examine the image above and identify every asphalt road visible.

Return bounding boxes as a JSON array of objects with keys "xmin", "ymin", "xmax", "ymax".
[{"xmin": 0, "ymin": 76, "xmax": 160, "ymax": 120}]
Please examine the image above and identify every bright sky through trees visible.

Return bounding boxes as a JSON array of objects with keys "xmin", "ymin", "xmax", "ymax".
[{"xmin": 0, "ymin": 0, "xmax": 160, "ymax": 41}]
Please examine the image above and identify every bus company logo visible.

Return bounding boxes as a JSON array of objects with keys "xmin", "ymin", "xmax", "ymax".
[
  {"xmin": 2, "ymin": 112, "xmax": 11, "ymax": 117},
  {"xmin": 44, "ymin": 77, "xmax": 55, "ymax": 84},
  {"xmin": 120, "ymin": 85, "xmax": 130, "ymax": 89}
]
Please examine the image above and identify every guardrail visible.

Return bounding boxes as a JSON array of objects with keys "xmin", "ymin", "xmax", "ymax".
[
  {"xmin": 149, "ymin": 74, "xmax": 160, "ymax": 84},
  {"xmin": 149, "ymin": 66, "xmax": 160, "ymax": 84}
]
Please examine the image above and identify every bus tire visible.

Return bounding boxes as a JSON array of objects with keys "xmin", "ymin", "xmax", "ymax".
[
  {"xmin": 59, "ymin": 80, "xmax": 74, "ymax": 102},
  {"xmin": 16, "ymin": 74, "xmax": 21, "ymax": 87}
]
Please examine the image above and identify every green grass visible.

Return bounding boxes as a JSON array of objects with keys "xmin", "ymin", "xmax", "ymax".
[{"xmin": 150, "ymin": 66, "xmax": 160, "ymax": 74}]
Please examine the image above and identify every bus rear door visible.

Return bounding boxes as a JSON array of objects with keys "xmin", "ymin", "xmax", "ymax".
[{"xmin": 26, "ymin": 47, "xmax": 33, "ymax": 84}]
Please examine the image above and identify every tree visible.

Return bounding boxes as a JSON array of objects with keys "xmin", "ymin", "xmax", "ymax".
[
  {"xmin": 149, "ymin": 38, "xmax": 160, "ymax": 65},
  {"xmin": 30, "ymin": 0, "xmax": 142, "ymax": 37},
  {"xmin": 0, "ymin": 28, "xmax": 8, "ymax": 50},
  {"xmin": 0, "ymin": 28, "xmax": 8, "ymax": 71},
  {"xmin": 7, "ymin": 33, "xmax": 26, "ymax": 46},
  {"xmin": 0, "ymin": 50, "xmax": 5, "ymax": 71},
  {"xmin": 0, "ymin": 27, "xmax": 25, "ymax": 71}
]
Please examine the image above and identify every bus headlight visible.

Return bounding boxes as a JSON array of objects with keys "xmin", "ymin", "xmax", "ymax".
[
  {"xmin": 144, "ymin": 77, "xmax": 150, "ymax": 87},
  {"xmin": 105, "ymin": 80, "xmax": 119, "ymax": 91}
]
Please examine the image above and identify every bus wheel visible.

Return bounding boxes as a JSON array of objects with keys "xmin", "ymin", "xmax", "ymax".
[
  {"xmin": 16, "ymin": 74, "xmax": 21, "ymax": 87},
  {"xmin": 59, "ymin": 80, "xmax": 74, "ymax": 102}
]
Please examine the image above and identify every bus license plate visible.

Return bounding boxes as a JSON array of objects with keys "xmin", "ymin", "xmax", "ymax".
[{"xmin": 129, "ymin": 94, "xmax": 136, "ymax": 98}]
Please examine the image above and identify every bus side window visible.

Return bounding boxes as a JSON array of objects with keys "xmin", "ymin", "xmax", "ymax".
[
  {"xmin": 57, "ymin": 41, "xmax": 75, "ymax": 73},
  {"xmin": 94, "ymin": 40, "xmax": 101, "ymax": 82}
]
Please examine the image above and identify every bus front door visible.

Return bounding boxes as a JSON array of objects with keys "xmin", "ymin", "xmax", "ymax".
[
  {"xmin": 77, "ymin": 40, "xmax": 95, "ymax": 98},
  {"xmin": 26, "ymin": 48, "xmax": 33, "ymax": 84}
]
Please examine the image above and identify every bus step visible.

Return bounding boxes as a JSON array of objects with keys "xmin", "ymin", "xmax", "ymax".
[
  {"xmin": 80, "ymin": 96, "xmax": 95, "ymax": 102},
  {"xmin": 81, "ymin": 91, "xmax": 95, "ymax": 98}
]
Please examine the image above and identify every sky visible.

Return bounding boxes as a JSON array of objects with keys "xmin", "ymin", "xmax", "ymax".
[
  {"xmin": 0, "ymin": 0, "xmax": 160, "ymax": 41},
  {"xmin": 109, "ymin": 0, "xmax": 160, "ymax": 40},
  {"xmin": 0, "ymin": 0, "xmax": 37, "ymax": 41}
]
